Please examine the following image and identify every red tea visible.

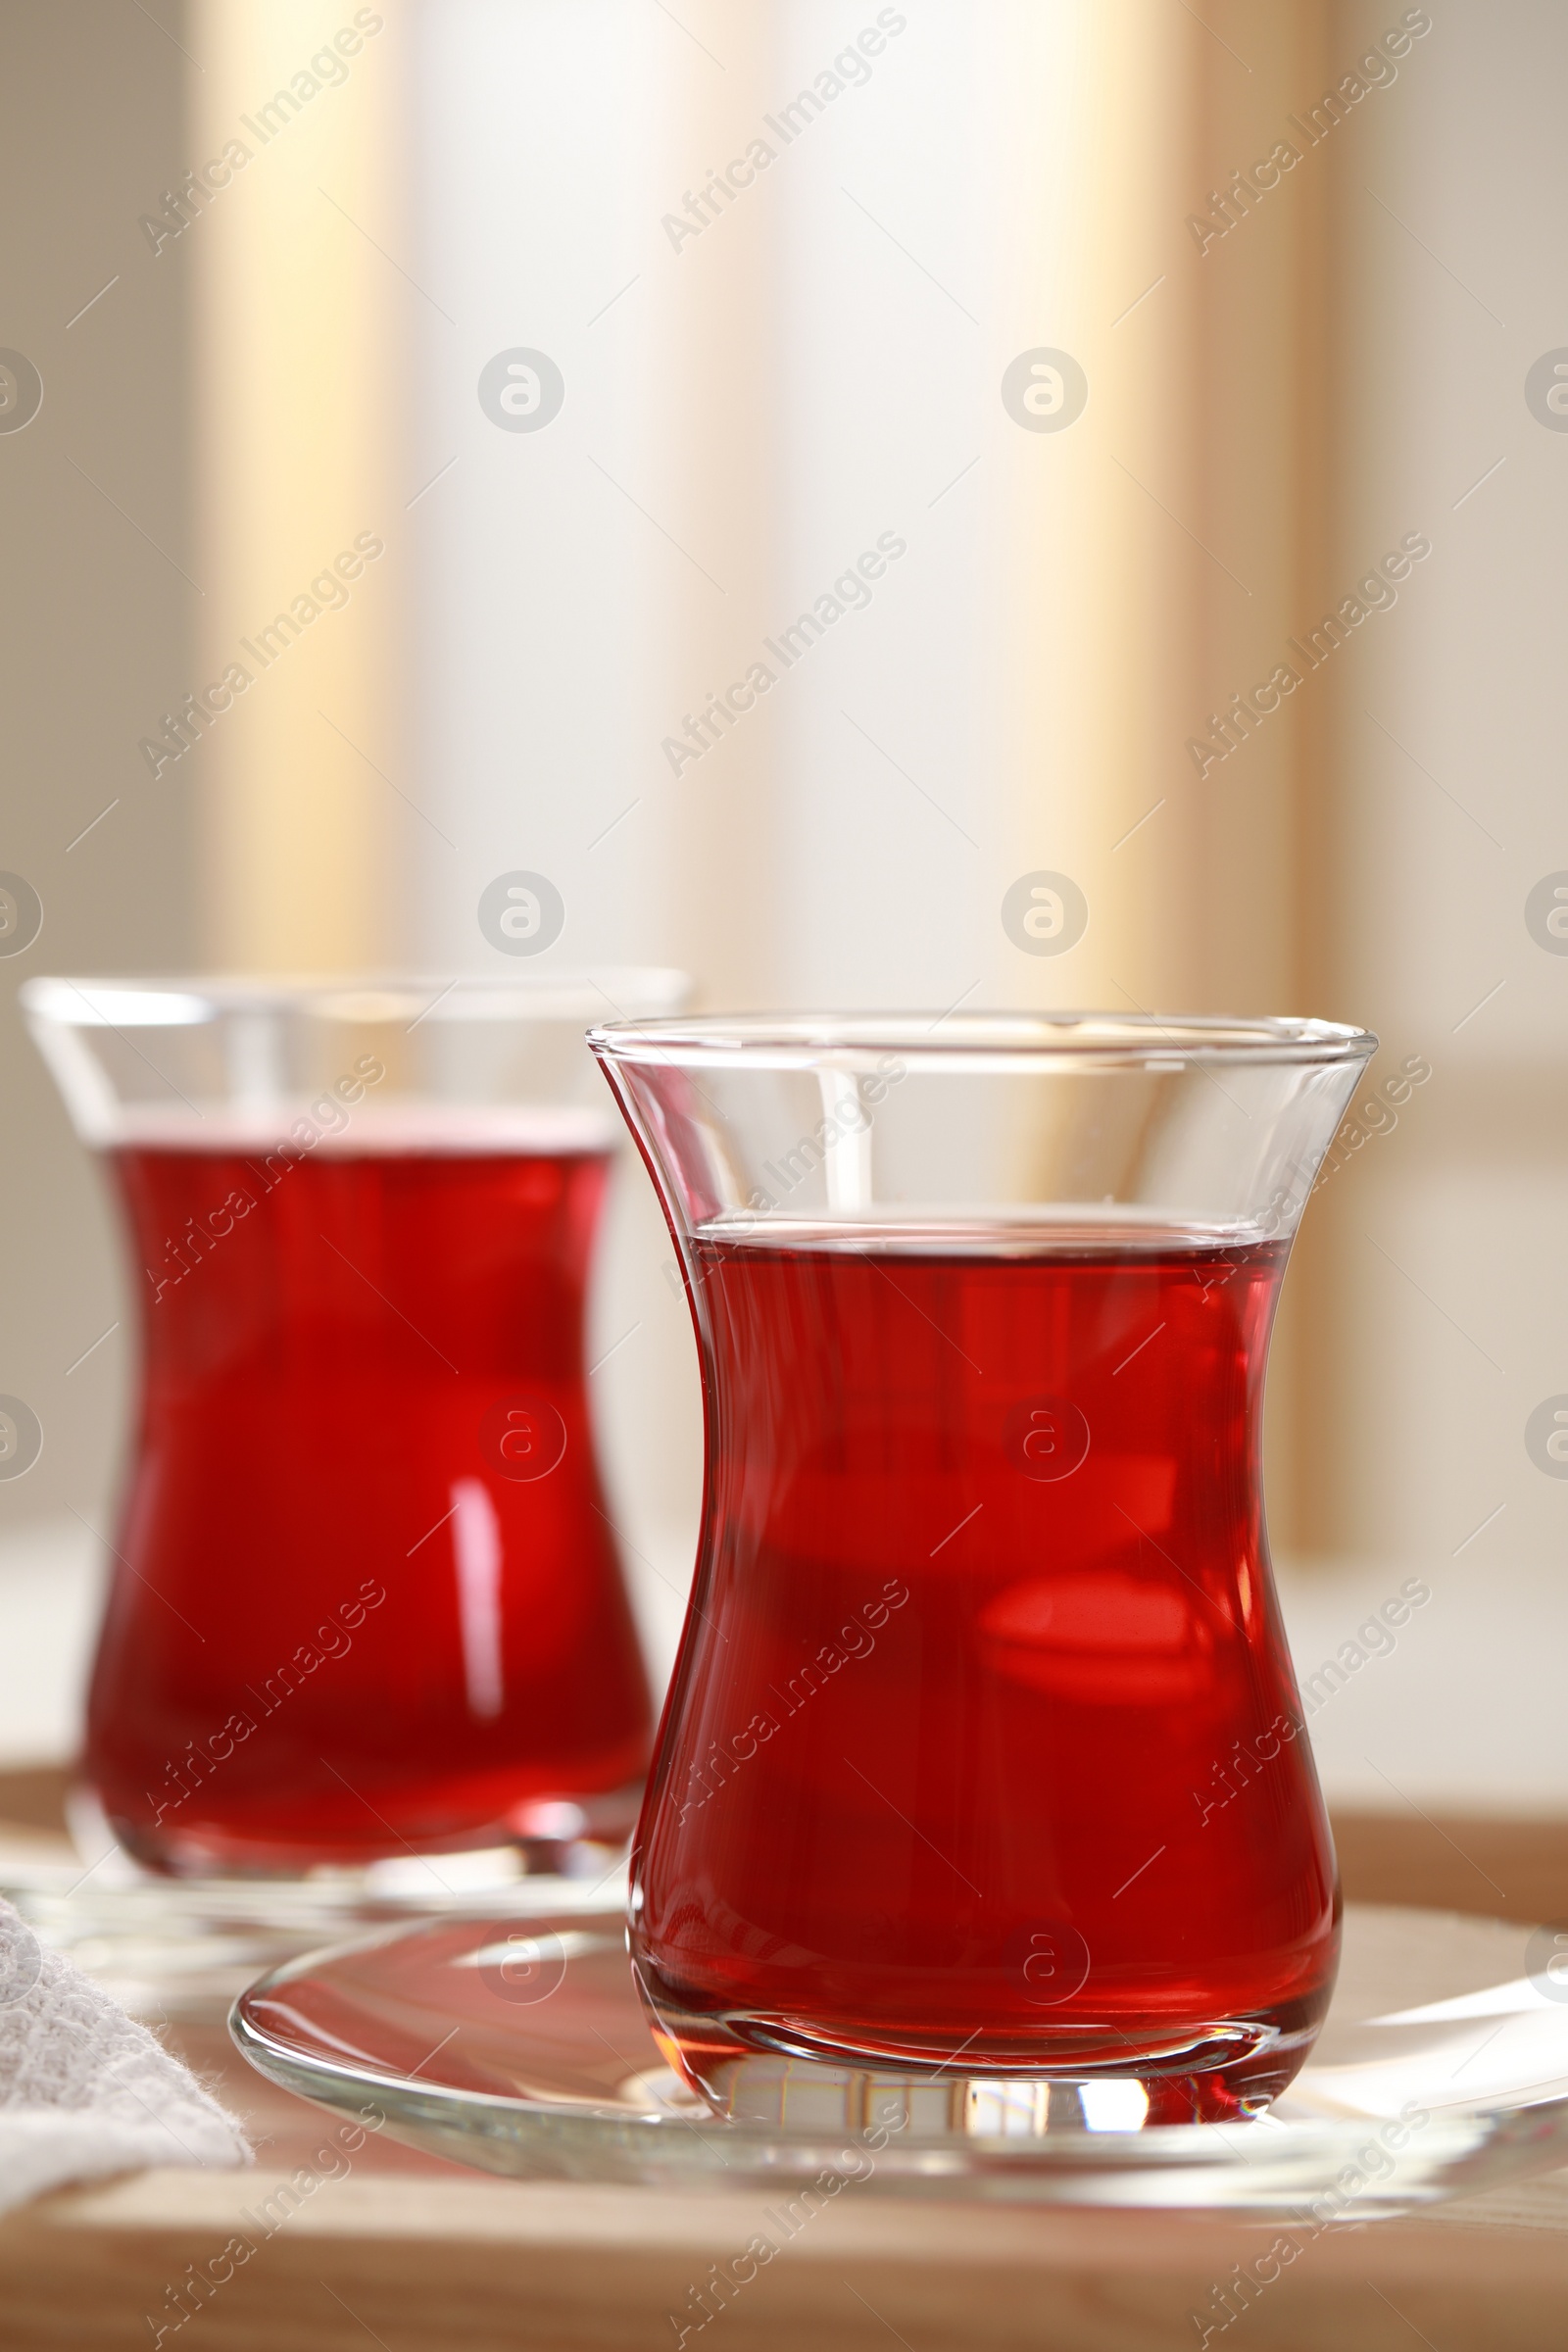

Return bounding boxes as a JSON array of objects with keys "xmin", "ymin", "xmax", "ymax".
[
  {"xmin": 631, "ymin": 1232, "xmax": 1337, "ymax": 2121},
  {"xmin": 90, "ymin": 1127, "xmax": 652, "ymax": 1870}
]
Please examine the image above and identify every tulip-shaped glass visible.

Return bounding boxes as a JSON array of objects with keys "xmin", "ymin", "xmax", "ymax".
[
  {"xmin": 25, "ymin": 971, "xmax": 686, "ymax": 1875},
  {"xmin": 589, "ymin": 1012, "xmax": 1375, "ymax": 2129}
]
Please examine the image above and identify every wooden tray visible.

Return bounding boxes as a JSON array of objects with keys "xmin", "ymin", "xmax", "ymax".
[{"xmin": 3, "ymin": 1770, "xmax": 1568, "ymax": 2350}]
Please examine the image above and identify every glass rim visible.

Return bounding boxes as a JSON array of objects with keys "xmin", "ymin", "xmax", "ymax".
[
  {"xmin": 587, "ymin": 1009, "xmax": 1378, "ymax": 1069},
  {"xmin": 22, "ymin": 969, "xmax": 690, "ymax": 1030}
]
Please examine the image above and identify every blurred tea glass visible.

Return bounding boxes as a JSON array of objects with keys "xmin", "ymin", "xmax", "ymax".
[{"xmin": 24, "ymin": 971, "xmax": 686, "ymax": 1876}]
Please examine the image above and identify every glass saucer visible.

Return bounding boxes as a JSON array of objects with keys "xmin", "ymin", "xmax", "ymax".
[
  {"xmin": 0, "ymin": 1819, "xmax": 627, "ymax": 2023},
  {"xmin": 229, "ymin": 1902, "xmax": 1568, "ymax": 2213}
]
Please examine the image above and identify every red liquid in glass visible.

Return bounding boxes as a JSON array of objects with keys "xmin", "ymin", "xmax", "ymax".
[
  {"xmin": 632, "ymin": 1234, "xmax": 1337, "ymax": 2120},
  {"xmin": 91, "ymin": 1141, "xmax": 652, "ymax": 1871}
]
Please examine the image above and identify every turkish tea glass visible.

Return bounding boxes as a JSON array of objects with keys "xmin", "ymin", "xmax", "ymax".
[
  {"xmin": 589, "ymin": 1012, "xmax": 1375, "ymax": 2130},
  {"xmin": 24, "ymin": 971, "xmax": 686, "ymax": 1876}
]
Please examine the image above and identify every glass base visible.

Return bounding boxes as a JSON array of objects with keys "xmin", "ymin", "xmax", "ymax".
[
  {"xmin": 637, "ymin": 1980, "xmax": 1318, "ymax": 2128},
  {"xmin": 3, "ymin": 1796, "xmax": 630, "ymax": 2026},
  {"xmin": 84, "ymin": 1780, "xmax": 642, "ymax": 1881}
]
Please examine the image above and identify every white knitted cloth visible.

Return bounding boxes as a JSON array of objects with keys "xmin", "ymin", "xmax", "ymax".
[{"xmin": 0, "ymin": 1898, "xmax": 249, "ymax": 2214}]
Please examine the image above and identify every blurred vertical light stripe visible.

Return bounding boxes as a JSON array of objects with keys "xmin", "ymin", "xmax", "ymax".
[
  {"xmin": 962, "ymin": 0, "xmax": 1334, "ymax": 1541},
  {"xmin": 408, "ymin": 0, "xmax": 679, "ymax": 985},
  {"xmin": 983, "ymin": 0, "xmax": 1202, "ymax": 1016},
  {"xmin": 190, "ymin": 0, "xmax": 408, "ymax": 973},
  {"xmin": 978, "ymin": 0, "xmax": 1334, "ymax": 1023},
  {"xmin": 1181, "ymin": 0, "xmax": 1336, "ymax": 1547},
  {"xmin": 650, "ymin": 3, "xmax": 791, "ymax": 1007}
]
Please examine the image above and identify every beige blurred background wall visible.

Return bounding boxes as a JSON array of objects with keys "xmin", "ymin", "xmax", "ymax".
[
  {"xmin": 0, "ymin": 0, "xmax": 198, "ymax": 1539},
  {"xmin": 1, "ymin": 0, "xmax": 1564, "ymax": 1808}
]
